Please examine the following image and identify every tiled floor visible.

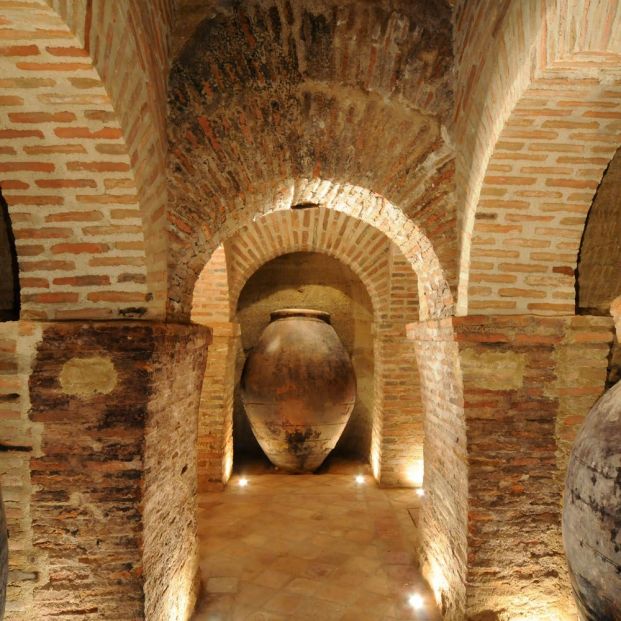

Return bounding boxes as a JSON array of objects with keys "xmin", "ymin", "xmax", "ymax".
[{"xmin": 192, "ymin": 459, "xmax": 441, "ymax": 621}]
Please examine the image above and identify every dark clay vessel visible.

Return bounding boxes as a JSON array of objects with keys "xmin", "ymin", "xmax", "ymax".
[
  {"xmin": 563, "ymin": 380, "xmax": 621, "ymax": 621},
  {"xmin": 0, "ymin": 486, "xmax": 7, "ymax": 620},
  {"xmin": 241, "ymin": 309, "xmax": 356, "ymax": 472}
]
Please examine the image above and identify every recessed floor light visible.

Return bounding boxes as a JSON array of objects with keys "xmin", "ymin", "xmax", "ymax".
[
  {"xmin": 355, "ymin": 474, "xmax": 365, "ymax": 484},
  {"xmin": 238, "ymin": 477, "xmax": 249, "ymax": 487},
  {"xmin": 408, "ymin": 593, "xmax": 424, "ymax": 610}
]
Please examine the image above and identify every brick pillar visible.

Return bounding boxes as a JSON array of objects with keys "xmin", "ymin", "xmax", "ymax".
[
  {"xmin": 1, "ymin": 321, "xmax": 210, "ymax": 621},
  {"xmin": 375, "ymin": 322, "xmax": 423, "ymax": 487},
  {"xmin": 407, "ymin": 318, "xmax": 468, "ymax": 621},
  {"xmin": 196, "ymin": 322, "xmax": 240, "ymax": 491},
  {"xmin": 408, "ymin": 314, "xmax": 613, "ymax": 621}
]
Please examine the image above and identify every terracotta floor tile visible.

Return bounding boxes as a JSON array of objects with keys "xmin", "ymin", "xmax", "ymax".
[
  {"xmin": 283, "ymin": 577, "xmax": 322, "ymax": 596},
  {"xmin": 207, "ymin": 576, "xmax": 239, "ymax": 594},
  {"xmin": 263, "ymin": 591, "xmax": 303, "ymax": 615},
  {"xmin": 191, "ymin": 461, "xmax": 440, "ymax": 621},
  {"xmin": 252, "ymin": 569, "xmax": 294, "ymax": 590}
]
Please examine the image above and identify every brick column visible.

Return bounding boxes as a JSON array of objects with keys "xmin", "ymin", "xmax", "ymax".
[
  {"xmin": 0, "ymin": 321, "xmax": 210, "ymax": 621},
  {"xmin": 196, "ymin": 322, "xmax": 240, "ymax": 491},
  {"xmin": 375, "ymin": 322, "xmax": 424, "ymax": 487},
  {"xmin": 408, "ymin": 314, "xmax": 613, "ymax": 621}
]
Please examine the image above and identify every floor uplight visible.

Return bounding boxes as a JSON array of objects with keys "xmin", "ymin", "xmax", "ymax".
[
  {"xmin": 355, "ymin": 474, "xmax": 365, "ymax": 485},
  {"xmin": 238, "ymin": 477, "xmax": 249, "ymax": 487},
  {"xmin": 408, "ymin": 593, "xmax": 424, "ymax": 610}
]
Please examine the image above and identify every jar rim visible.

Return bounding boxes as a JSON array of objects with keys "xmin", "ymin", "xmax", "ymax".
[{"xmin": 270, "ymin": 308, "xmax": 331, "ymax": 324}]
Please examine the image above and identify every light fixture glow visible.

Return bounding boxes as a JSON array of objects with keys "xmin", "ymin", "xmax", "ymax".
[
  {"xmin": 405, "ymin": 459, "xmax": 424, "ymax": 487},
  {"xmin": 416, "ymin": 487, "xmax": 425, "ymax": 497},
  {"xmin": 238, "ymin": 477, "xmax": 248, "ymax": 487},
  {"xmin": 355, "ymin": 474, "xmax": 365, "ymax": 485},
  {"xmin": 408, "ymin": 593, "xmax": 424, "ymax": 610}
]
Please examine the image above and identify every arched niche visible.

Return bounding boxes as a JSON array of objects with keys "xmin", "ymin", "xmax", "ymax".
[{"xmin": 233, "ymin": 251, "xmax": 375, "ymax": 466}]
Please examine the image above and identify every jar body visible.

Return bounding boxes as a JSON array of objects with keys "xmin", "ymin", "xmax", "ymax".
[
  {"xmin": 241, "ymin": 309, "xmax": 356, "ymax": 472},
  {"xmin": 563, "ymin": 381, "xmax": 621, "ymax": 620},
  {"xmin": 0, "ymin": 487, "xmax": 7, "ymax": 620}
]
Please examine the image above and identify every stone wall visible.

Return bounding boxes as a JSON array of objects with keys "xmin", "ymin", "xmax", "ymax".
[{"xmin": 0, "ymin": 321, "xmax": 209, "ymax": 621}]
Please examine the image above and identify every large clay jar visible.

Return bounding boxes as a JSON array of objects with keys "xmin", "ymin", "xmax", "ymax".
[
  {"xmin": 563, "ymin": 380, "xmax": 621, "ymax": 621},
  {"xmin": 0, "ymin": 486, "xmax": 7, "ymax": 620},
  {"xmin": 241, "ymin": 308, "xmax": 356, "ymax": 472}
]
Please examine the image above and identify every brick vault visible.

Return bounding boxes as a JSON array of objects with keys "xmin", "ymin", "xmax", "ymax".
[{"xmin": 0, "ymin": 1, "xmax": 620, "ymax": 620}]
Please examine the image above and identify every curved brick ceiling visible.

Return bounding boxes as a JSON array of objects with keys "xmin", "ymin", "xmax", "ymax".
[
  {"xmin": 454, "ymin": 0, "xmax": 621, "ymax": 314},
  {"xmin": 0, "ymin": 0, "xmax": 175, "ymax": 320},
  {"xmin": 222, "ymin": 206, "xmax": 418, "ymax": 321},
  {"xmin": 167, "ymin": 0, "xmax": 455, "ymax": 321}
]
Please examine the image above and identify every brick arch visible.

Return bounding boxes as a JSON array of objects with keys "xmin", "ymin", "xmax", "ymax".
[
  {"xmin": 167, "ymin": 0, "xmax": 456, "ymax": 321},
  {"xmin": 172, "ymin": 177, "xmax": 454, "ymax": 322},
  {"xmin": 225, "ymin": 207, "xmax": 396, "ymax": 322},
  {"xmin": 0, "ymin": 0, "xmax": 174, "ymax": 320},
  {"xmin": 456, "ymin": 0, "xmax": 621, "ymax": 314},
  {"xmin": 577, "ymin": 145, "xmax": 621, "ymax": 314}
]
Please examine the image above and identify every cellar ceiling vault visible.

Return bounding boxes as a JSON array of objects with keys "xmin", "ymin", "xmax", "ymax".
[{"xmin": 0, "ymin": 1, "xmax": 620, "ymax": 621}]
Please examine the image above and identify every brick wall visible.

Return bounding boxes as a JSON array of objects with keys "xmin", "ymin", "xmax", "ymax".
[
  {"xmin": 376, "ymin": 247, "xmax": 423, "ymax": 487},
  {"xmin": 0, "ymin": 321, "xmax": 43, "ymax": 621},
  {"xmin": 457, "ymin": 315, "xmax": 611, "ymax": 620},
  {"xmin": 194, "ymin": 324, "xmax": 239, "ymax": 491},
  {"xmin": 193, "ymin": 210, "xmax": 425, "ymax": 488},
  {"xmin": 143, "ymin": 325, "xmax": 208, "ymax": 621},
  {"xmin": 0, "ymin": 321, "xmax": 209, "ymax": 621},
  {"xmin": 0, "ymin": 0, "xmax": 175, "ymax": 320},
  {"xmin": 408, "ymin": 314, "xmax": 613, "ymax": 620},
  {"xmin": 408, "ymin": 319, "xmax": 468, "ymax": 621},
  {"xmin": 190, "ymin": 246, "xmax": 238, "ymax": 489},
  {"xmin": 577, "ymin": 146, "xmax": 621, "ymax": 313}
]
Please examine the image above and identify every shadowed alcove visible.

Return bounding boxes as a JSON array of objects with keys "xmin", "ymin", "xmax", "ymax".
[{"xmin": 0, "ymin": 191, "xmax": 19, "ymax": 322}]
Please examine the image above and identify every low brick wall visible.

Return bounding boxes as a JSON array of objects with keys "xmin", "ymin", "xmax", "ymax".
[{"xmin": 0, "ymin": 321, "xmax": 43, "ymax": 620}]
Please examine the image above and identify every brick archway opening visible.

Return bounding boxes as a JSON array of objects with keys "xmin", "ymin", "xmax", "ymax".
[
  {"xmin": 191, "ymin": 207, "xmax": 428, "ymax": 492},
  {"xmin": 233, "ymin": 251, "xmax": 375, "ymax": 473}
]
